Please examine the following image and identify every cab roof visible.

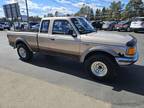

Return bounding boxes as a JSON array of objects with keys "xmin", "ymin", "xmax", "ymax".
[{"xmin": 42, "ymin": 16, "xmax": 83, "ymax": 20}]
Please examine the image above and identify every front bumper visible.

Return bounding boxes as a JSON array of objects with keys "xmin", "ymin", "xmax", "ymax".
[
  {"xmin": 115, "ymin": 27, "xmax": 127, "ymax": 31},
  {"xmin": 119, "ymin": 27, "xmax": 127, "ymax": 30},
  {"xmin": 115, "ymin": 52, "xmax": 139, "ymax": 66},
  {"xmin": 131, "ymin": 28, "xmax": 144, "ymax": 31}
]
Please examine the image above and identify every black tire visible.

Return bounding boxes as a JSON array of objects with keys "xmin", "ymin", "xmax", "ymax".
[
  {"xmin": 109, "ymin": 28, "xmax": 113, "ymax": 31},
  {"xmin": 84, "ymin": 54, "xmax": 117, "ymax": 81},
  {"xmin": 134, "ymin": 30, "xmax": 138, "ymax": 33},
  {"xmin": 17, "ymin": 43, "xmax": 33, "ymax": 61}
]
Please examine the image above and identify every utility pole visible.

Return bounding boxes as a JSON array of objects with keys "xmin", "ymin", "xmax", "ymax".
[{"xmin": 25, "ymin": 0, "xmax": 29, "ymax": 29}]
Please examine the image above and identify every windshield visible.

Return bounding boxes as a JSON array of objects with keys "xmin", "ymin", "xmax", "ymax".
[
  {"xmin": 133, "ymin": 17, "xmax": 144, "ymax": 21},
  {"xmin": 118, "ymin": 21, "xmax": 129, "ymax": 24},
  {"xmin": 71, "ymin": 18, "xmax": 96, "ymax": 34},
  {"xmin": 104, "ymin": 21, "xmax": 111, "ymax": 24}
]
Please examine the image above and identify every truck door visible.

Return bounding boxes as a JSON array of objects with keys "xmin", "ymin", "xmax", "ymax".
[
  {"xmin": 50, "ymin": 19, "xmax": 80, "ymax": 55},
  {"xmin": 38, "ymin": 20, "xmax": 56, "ymax": 52}
]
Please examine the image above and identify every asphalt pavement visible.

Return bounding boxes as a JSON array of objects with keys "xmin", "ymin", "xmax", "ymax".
[{"xmin": 0, "ymin": 31, "xmax": 144, "ymax": 108}]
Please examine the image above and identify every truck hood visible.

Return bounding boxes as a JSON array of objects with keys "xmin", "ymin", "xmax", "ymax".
[{"xmin": 81, "ymin": 31, "xmax": 133, "ymax": 46}]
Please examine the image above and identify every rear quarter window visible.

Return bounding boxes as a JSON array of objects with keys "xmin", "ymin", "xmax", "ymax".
[{"xmin": 40, "ymin": 20, "xmax": 50, "ymax": 33}]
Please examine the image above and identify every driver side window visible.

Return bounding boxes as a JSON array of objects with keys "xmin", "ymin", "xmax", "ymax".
[{"xmin": 52, "ymin": 20, "xmax": 74, "ymax": 35}]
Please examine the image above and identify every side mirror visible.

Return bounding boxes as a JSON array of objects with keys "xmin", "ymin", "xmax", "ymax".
[
  {"xmin": 79, "ymin": 27, "xmax": 85, "ymax": 33},
  {"xmin": 69, "ymin": 30, "xmax": 77, "ymax": 38},
  {"xmin": 72, "ymin": 32, "xmax": 77, "ymax": 38}
]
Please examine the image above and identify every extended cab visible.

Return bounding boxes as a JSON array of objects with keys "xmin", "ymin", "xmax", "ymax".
[{"xmin": 7, "ymin": 17, "xmax": 139, "ymax": 80}]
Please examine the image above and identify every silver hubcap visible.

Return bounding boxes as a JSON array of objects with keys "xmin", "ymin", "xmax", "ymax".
[
  {"xmin": 91, "ymin": 61, "xmax": 108, "ymax": 77},
  {"xmin": 19, "ymin": 47, "xmax": 26, "ymax": 58}
]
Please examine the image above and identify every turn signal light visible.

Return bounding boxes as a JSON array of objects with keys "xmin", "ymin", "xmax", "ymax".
[{"xmin": 127, "ymin": 47, "xmax": 136, "ymax": 55}]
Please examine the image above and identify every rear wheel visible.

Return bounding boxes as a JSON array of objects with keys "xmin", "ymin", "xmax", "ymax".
[
  {"xmin": 17, "ymin": 43, "xmax": 33, "ymax": 61},
  {"xmin": 84, "ymin": 54, "xmax": 117, "ymax": 81},
  {"xmin": 118, "ymin": 29, "xmax": 121, "ymax": 32}
]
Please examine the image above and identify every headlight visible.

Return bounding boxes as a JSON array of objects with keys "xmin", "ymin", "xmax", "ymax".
[
  {"xmin": 126, "ymin": 36, "xmax": 137, "ymax": 47},
  {"xmin": 127, "ymin": 47, "xmax": 136, "ymax": 55}
]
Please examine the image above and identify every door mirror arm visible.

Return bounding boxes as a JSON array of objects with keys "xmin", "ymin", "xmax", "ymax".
[
  {"xmin": 72, "ymin": 32, "xmax": 77, "ymax": 38},
  {"xmin": 69, "ymin": 30, "xmax": 77, "ymax": 38}
]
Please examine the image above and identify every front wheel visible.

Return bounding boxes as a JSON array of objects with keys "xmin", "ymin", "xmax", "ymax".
[
  {"xmin": 17, "ymin": 44, "xmax": 33, "ymax": 61},
  {"xmin": 84, "ymin": 55, "xmax": 117, "ymax": 81},
  {"xmin": 127, "ymin": 27, "xmax": 131, "ymax": 32}
]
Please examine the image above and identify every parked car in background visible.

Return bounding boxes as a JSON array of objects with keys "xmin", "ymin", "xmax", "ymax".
[
  {"xmin": 0, "ymin": 22, "xmax": 10, "ymax": 30},
  {"xmin": 23, "ymin": 23, "xmax": 29, "ymax": 30},
  {"xmin": 130, "ymin": 17, "xmax": 144, "ymax": 32},
  {"xmin": 3, "ymin": 24, "xmax": 10, "ymax": 30},
  {"xmin": 0, "ymin": 24, "xmax": 4, "ymax": 30},
  {"xmin": 114, "ymin": 20, "xmax": 131, "ymax": 32},
  {"xmin": 91, "ymin": 20, "xmax": 103, "ymax": 30},
  {"xmin": 13, "ymin": 22, "xmax": 20, "ymax": 30},
  {"xmin": 13, "ymin": 22, "xmax": 29, "ymax": 31},
  {"xmin": 29, "ymin": 22, "xmax": 39, "ymax": 29},
  {"xmin": 102, "ymin": 21, "xmax": 117, "ymax": 31},
  {"xmin": 31, "ymin": 23, "xmax": 40, "ymax": 31}
]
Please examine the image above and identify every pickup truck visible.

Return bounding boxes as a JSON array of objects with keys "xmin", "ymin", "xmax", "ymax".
[{"xmin": 7, "ymin": 17, "xmax": 139, "ymax": 80}]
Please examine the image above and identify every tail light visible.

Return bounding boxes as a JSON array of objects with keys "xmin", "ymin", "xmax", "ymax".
[
  {"xmin": 118, "ymin": 24, "xmax": 123, "ymax": 27},
  {"xmin": 115, "ymin": 24, "xmax": 120, "ymax": 28},
  {"xmin": 123, "ymin": 25, "xmax": 128, "ymax": 28}
]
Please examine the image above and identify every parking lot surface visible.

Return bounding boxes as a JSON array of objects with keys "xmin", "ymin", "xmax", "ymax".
[{"xmin": 0, "ymin": 31, "xmax": 144, "ymax": 108}]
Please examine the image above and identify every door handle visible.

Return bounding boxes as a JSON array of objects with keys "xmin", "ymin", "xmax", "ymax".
[
  {"xmin": 83, "ymin": 43, "xmax": 90, "ymax": 46},
  {"xmin": 50, "ymin": 38, "xmax": 55, "ymax": 41}
]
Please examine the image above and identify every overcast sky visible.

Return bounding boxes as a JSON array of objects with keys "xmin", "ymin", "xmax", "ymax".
[{"xmin": 0, "ymin": 0, "xmax": 129, "ymax": 17}]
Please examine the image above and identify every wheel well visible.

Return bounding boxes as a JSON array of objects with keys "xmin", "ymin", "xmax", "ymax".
[
  {"xmin": 84, "ymin": 51, "xmax": 116, "ymax": 62},
  {"xmin": 16, "ymin": 41, "xmax": 26, "ymax": 48},
  {"xmin": 16, "ymin": 40, "xmax": 33, "ymax": 52}
]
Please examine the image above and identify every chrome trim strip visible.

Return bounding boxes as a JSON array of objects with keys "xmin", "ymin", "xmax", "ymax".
[{"xmin": 116, "ymin": 52, "xmax": 139, "ymax": 65}]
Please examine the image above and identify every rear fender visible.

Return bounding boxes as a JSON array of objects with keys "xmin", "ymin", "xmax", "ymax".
[{"xmin": 15, "ymin": 38, "xmax": 33, "ymax": 52}]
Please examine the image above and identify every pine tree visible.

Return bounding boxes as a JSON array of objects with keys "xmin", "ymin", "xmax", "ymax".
[{"xmin": 125, "ymin": 0, "xmax": 144, "ymax": 18}]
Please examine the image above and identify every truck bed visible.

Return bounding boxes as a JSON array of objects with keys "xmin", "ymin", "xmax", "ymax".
[{"xmin": 7, "ymin": 31, "xmax": 38, "ymax": 51}]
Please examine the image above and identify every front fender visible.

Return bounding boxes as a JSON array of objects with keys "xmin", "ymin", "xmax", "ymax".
[{"xmin": 80, "ymin": 46, "xmax": 118, "ymax": 63}]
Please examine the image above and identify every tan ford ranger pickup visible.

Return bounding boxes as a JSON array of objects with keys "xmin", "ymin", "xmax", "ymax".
[{"xmin": 7, "ymin": 17, "xmax": 139, "ymax": 80}]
